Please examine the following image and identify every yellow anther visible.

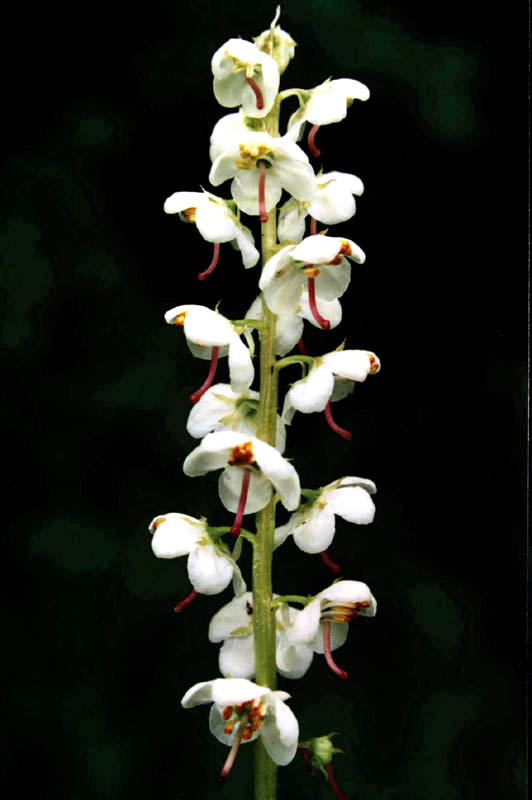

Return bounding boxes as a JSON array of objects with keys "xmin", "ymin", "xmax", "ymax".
[
  {"xmin": 151, "ymin": 516, "xmax": 166, "ymax": 531},
  {"xmin": 181, "ymin": 207, "xmax": 197, "ymax": 223},
  {"xmin": 174, "ymin": 312, "xmax": 187, "ymax": 327},
  {"xmin": 303, "ymin": 266, "xmax": 320, "ymax": 277}
]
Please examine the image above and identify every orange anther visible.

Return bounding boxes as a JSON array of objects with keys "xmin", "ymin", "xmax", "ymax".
[
  {"xmin": 223, "ymin": 721, "xmax": 234, "ymax": 734},
  {"xmin": 368, "ymin": 354, "xmax": 380, "ymax": 374},
  {"xmin": 303, "ymin": 266, "xmax": 320, "ymax": 277},
  {"xmin": 242, "ymin": 727, "xmax": 253, "ymax": 740},
  {"xmin": 329, "ymin": 255, "xmax": 343, "ymax": 265},
  {"xmin": 251, "ymin": 720, "xmax": 263, "ymax": 731},
  {"xmin": 228, "ymin": 441, "xmax": 254, "ymax": 467},
  {"xmin": 151, "ymin": 516, "xmax": 166, "ymax": 531},
  {"xmin": 339, "ymin": 239, "xmax": 352, "ymax": 256},
  {"xmin": 174, "ymin": 312, "xmax": 187, "ymax": 326},
  {"xmin": 181, "ymin": 207, "xmax": 197, "ymax": 223},
  {"xmin": 223, "ymin": 706, "xmax": 233, "ymax": 720}
]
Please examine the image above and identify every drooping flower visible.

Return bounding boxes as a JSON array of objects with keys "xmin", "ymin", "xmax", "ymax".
[
  {"xmin": 163, "ymin": 190, "xmax": 259, "ymax": 279},
  {"xmin": 186, "ymin": 383, "xmax": 286, "ymax": 453},
  {"xmin": 181, "ymin": 678, "xmax": 299, "ymax": 780},
  {"xmin": 259, "ymin": 234, "xmax": 365, "ymax": 330},
  {"xmin": 253, "ymin": 7, "xmax": 296, "ymax": 75},
  {"xmin": 164, "ymin": 304, "xmax": 254, "ymax": 401},
  {"xmin": 183, "ymin": 431, "xmax": 300, "ymax": 535},
  {"xmin": 285, "ymin": 580, "xmax": 377, "ymax": 679},
  {"xmin": 275, "ymin": 476, "xmax": 377, "ymax": 556},
  {"xmin": 208, "ymin": 591, "xmax": 314, "ymax": 680},
  {"xmin": 278, "ymin": 171, "xmax": 364, "ymax": 243},
  {"xmin": 209, "ymin": 132, "xmax": 315, "ymax": 222},
  {"xmin": 211, "ymin": 39, "xmax": 280, "ymax": 118},
  {"xmin": 287, "ymin": 77, "xmax": 370, "ymax": 157},
  {"xmin": 149, "ymin": 513, "xmax": 245, "ymax": 607},
  {"xmin": 281, "ymin": 347, "xmax": 380, "ymax": 439}
]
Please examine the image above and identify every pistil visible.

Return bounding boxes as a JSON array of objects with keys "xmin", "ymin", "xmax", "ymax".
[
  {"xmin": 245, "ymin": 76, "xmax": 264, "ymax": 109},
  {"xmin": 217, "ymin": 723, "xmax": 245, "ymax": 783},
  {"xmin": 324, "ymin": 400, "xmax": 352, "ymax": 440},
  {"xmin": 231, "ymin": 469, "xmax": 252, "ymax": 536},
  {"xmin": 308, "ymin": 124, "xmax": 321, "ymax": 158},
  {"xmin": 309, "ymin": 216, "xmax": 318, "ymax": 235},
  {"xmin": 258, "ymin": 161, "xmax": 268, "ymax": 223},
  {"xmin": 325, "ymin": 763, "xmax": 350, "ymax": 800},
  {"xmin": 321, "ymin": 550, "xmax": 342, "ymax": 574},
  {"xmin": 189, "ymin": 346, "xmax": 220, "ymax": 404},
  {"xmin": 322, "ymin": 620, "xmax": 349, "ymax": 680},
  {"xmin": 306, "ymin": 276, "xmax": 330, "ymax": 329},
  {"xmin": 197, "ymin": 242, "xmax": 220, "ymax": 281},
  {"xmin": 174, "ymin": 589, "xmax": 198, "ymax": 613}
]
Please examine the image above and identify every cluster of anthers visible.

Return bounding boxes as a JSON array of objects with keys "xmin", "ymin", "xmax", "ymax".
[{"xmin": 149, "ymin": 8, "xmax": 379, "ymax": 799}]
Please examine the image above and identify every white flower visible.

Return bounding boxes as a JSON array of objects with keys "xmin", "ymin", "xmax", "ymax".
[
  {"xmin": 209, "ymin": 132, "xmax": 315, "ymax": 219},
  {"xmin": 287, "ymin": 78, "xmax": 370, "ymax": 142},
  {"xmin": 275, "ymin": 476, "xmax": 377, "ymax": 554},
  {"xmin": 285, "ymin": 580, "xmax": 376, "ymax": 679},
  {"xmin": 253, "ymin": 9, "xmax": 296, "ymax": 74},
  {"xmin": 210, "ymin": 112, "xmax": 251, "ymax": 163},
  {"xmin": 258, "ymin": 235, "xmax": 365, "ymax": 327},
  {"xmin": 183, "ymin": 431, "xmax": 300, "ymax": 516},
  {"xmin": 282, "ymin": 348, "xmax": 381, "ymax": 421},
  {"xmin": 211, "ymin": 39, "xmax": 280, "ymax": 118},
  {"xmin": 186, "ymin": 383, "xmax": 286, "ymax": 453},
  {"xmin": 246, "ymin": 293, "xmax": 343, "ymax": 357},
  {"xmin": 278, "ymin": 171, "xmax": 364, "ymax": 243},
  {"xmin": 209, "ymin": 592, "xmax": 314, "ymax": 680},
  {"xmin": 149, "ymin": 513, "xmax": 244, "ymax": 595},
  {"xmin": 164, "ymin": 304, "xmax": 254, "ymax": 395},
  {"xmin": 163, "ymin": 190, "xmax": 259, "ymax": 274},
  {"xmin": 181, "ymin": 678, "xmax": 299, "ymax": 772}
]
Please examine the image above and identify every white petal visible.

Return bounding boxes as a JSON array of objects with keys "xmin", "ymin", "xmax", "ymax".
[
  {"xmin": 272, "ymin": 147, "xmax": 316, "ymax": 202},
  {"xmin": 291, "ymin": 234, "xmax": 342, "ymax": 265},
  {"xmin": 233, "ymin": 225, "xmax": 260, "ymax": 268},
  {"xmin": 228, "ymin": 335, "xmax": 254, "ymax": 392},
  {"xmin": 209, "ymin": 112, "xmax": 249, "ymax": 162},
  {"xmin": 219, "ymin": 637, "xmax": 256, "ymax": 678},
  {"xmin": 285, "ymin": 598, "xmax": 321, "ymax": 644},
  {"xmin": 331, "ymin": 377, "xmax": 354, "ymax": 402},
  {"xmin": 149, "ymin": 513, "xmax": 204, "ymax": 558},
  {"xmin": 240, "ymin": 54, "xmax": 280, "ymax": 118},
  {"xmin": 186, "ymin": 384, "xmax": 237, "ymax": 439},
  {"xmin": 278, "ymin": 200, "xmax": 308, "ymax": 243},
  {"xmin": 183, "ymin": 440, "xmax": 230, "ymax": 477},
  {"xmin": 231, "ymin": 169, "xmax": 282, "ymax": 215},
  {"xmin": 331, "ymin": 77, "xmax": 370, "ymax": 102},
  {"xmin": 209, "ymin": 592, "xmax": 253, "ymax": 642},
  {"xmin": 187, "ymin": 545, "xmax": 234, "ymax": 595},
  {"xmin": 276, "ymin": 637, "xmax": 314, "ymax": 679},
  {"xmin": 327, "ymin": 486, "xmax": 376, "ymax": 525},
  {"xmin": 273, "ymin": 520, "xmax": 294, "ymax": 550},
  {"xmin": 306, "ymin": 82, "xmax": 350, "ymax": 125},
  {"xmin": 163, "ymin": 191, "xmax": 204, "ymax": 215},
  {"xmin": 315, "ymin": 260, "xmax": 351, "ymax": 301},
  {"xmin": 335, "ymin": 475, "xmax": 377, "ymax": 493},
  {"xmin": 211, "ymin": 677, "xmax": 268, "ymax": 706},
  {"xmin": 181, "ymin": 679, "xmax": 216, "ymax": 708},
  {"xmin": 292, "ymin": 502, "xmax": 336, "ymax": 553},
  {"xmin": 323, "ymin": 171, "xmax": 364, "ymax": 196},
  {"xmin": 319, "ymin": 580, "xmax": 376, "ymax": 615},
  {"xmin": 183, "ymin": 307, "xmax": 234, "ymax": 347},
  {"xmin": 287, "ymin": 363, "xmax": 334, "ymax": 414},
  {"xmin": 260, "ymin": 694, "xmax": 299, "ymax": 765},
  {"xmin": 218, "ymin": 466, "xmax": 272, "ymax": 513},
  {"xmin": 309, "ymin": 182, "xmax": 356, "ymax": 225},
  {"xmin": 322, "ymin": 350, "xmax": 371, "ymax": 381},
  {"xmin": 252, "ymin": 440, "xmax": 300, "ymax": 511},
  {"xmin": 195, "ymin": 199, "xmax": 238, "ymax": 243},
  {"xmin": 275, "ymin": 311, "xmax": 304, "ymax": 356},
  {"xmin": 259, "ymin": 250, "xmax": 304, "ymax": 315}
]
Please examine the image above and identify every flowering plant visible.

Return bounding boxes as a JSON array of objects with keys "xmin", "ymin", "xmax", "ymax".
[{"xmin": 149, "ymin": 8, "xmax": 380, "ymax": 799}]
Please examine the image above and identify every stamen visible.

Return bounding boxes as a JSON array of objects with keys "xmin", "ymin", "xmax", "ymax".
[
  {"xmin": 321, "ymin": 550, "xmax": 342, "ymax": 574},
  {"xmin": 174, "ymin": 589, "xmax": 198, "ymax": 613},
  {"xmin": 306, "ymin": 276, "xmax": 330, "ymax": 329},
  {"xmin": 297, "ymin": 338, "xmax": 308, "ymax": 356},
  {"xmin": 258, "ymin": 161, "xmax": 268, "ymax": 223},
  {"xmin": 324, "ymin": 400, "xmax": 352, "ymax": 441},
  {"xmin": 325, "ymin": 762, "xmax": 350, "ymax": 800},
  {"xmin": 231, "ymin": 469, "xmax": 251, "ymax": 536},
  {"xmin": 197, "ymin": 242, "xmax": 220, "ymax": 281},
  {"xmin": 189, "ymin": 346, "xmax": 220, "ymax": 404},
  {"xmin": 217, "ymin": 724, "xmax": 244, "ymax": 783},
  {"xmin": 322, "ymin": 620, "xmax": 349, "ymax": 680},
  {"xmin": 310, "ymin": 216, "xmax": 318, "ymax": 235},
  {"xmin": 308, "ymin": 124, "xmax": 321, "ymax": 158},
  {"xmin": 245, "ymin": 76, "xmax": 264, "ymax": 110}
]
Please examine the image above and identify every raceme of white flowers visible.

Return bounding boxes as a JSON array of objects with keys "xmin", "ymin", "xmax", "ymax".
[{"xmin": 150, "ymin": 8, "xmax": 380, "ymax": 792}]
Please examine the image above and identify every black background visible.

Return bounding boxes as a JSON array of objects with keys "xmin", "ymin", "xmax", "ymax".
[{"xmin": 2, "ymin": 1, "xmax": 526, "ymax": 798}]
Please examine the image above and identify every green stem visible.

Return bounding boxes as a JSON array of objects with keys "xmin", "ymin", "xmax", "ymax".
[{"xmin": 253, "ymin": 100, "xmax": 280, "ymax": 800}]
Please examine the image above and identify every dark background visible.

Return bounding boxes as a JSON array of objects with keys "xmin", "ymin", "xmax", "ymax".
[{"xmin": 2, "ymin": 1, "xmax": 526, "ymax": 798}]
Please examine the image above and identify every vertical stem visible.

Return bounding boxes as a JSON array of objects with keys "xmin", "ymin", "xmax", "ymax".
[{"xmin": 253, "ymin": 100, "xmax": 280, "ymax": 800}]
